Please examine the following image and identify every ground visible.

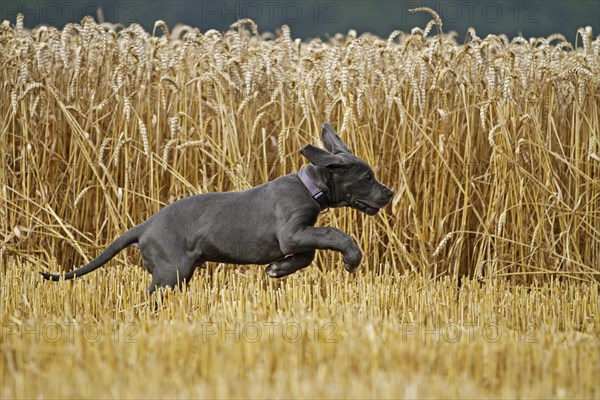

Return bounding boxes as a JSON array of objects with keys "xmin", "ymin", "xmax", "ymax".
[{"xmin": 2, "ymin": 261, "xmax": 598, "ymax": 399}]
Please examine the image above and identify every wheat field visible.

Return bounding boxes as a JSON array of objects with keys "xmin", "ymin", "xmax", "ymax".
[{"xmin": 1, "ymin": 10, "xmax": 599, "ymax": 398}]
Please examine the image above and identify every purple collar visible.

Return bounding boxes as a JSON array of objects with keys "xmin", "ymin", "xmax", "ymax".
[{"xmin": 298, "ymin": 168, "xmax": 324, "ymax": 201}]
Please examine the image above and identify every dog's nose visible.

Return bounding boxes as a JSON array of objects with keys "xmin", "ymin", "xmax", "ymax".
[{"xmin": 382, "ymin": 187, "xmax": 393, "ymax": 199}]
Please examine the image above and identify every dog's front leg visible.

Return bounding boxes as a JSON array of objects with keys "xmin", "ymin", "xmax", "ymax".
[
  {"xmin": 265, "ymin": 251, "xmax": 315, "ymax": 278},
  {"xmin": 280, "ymin": 227, "xmax": 362, "ymax": 272}
]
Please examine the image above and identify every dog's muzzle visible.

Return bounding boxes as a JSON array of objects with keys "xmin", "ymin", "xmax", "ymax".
[
  {"xmin": 353, "ymin": 200, "xmax": 381, "ymax": 215},
  {"xmin": 352, "ymin": 187, "xmax": 393, "ymax": 215}
]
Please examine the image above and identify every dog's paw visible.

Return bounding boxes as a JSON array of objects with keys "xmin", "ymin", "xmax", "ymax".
[
  {"xmin": 343, "ymin": 247, "xmax": 362, "ymax": 273},
  {"xmin": 266, "ymin": 264, "xmax": 290, "ymax": 278},
  {"xmin": 265, "ymin": 264, "xmax": 279, "ymax": 278}
]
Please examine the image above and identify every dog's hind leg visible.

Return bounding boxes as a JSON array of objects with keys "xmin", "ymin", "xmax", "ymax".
[
  {"xmin": 140, "ymin": 242, "xmax": 198, "ymax": 294},
  {"xmin": 147, "ymin": 261, "xmax": 197, "ymax": 293},
  {"xmin": 265, "ymin": 251, "xmax": 315, "ymax": 278}
]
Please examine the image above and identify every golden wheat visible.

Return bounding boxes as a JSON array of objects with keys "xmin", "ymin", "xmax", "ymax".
[{"xmin": 1, "ymin": 13, "xmax": 599, "ymax": 399}]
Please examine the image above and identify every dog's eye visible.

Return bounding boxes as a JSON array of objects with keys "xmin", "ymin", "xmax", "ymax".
[{"xmin": 365, "ymin": 173, "xmax": 372, "ymax": 180}]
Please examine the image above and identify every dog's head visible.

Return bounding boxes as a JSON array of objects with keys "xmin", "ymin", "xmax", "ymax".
[{"xmin": 300, "ymin": 123, "xmax": 393, "ymax": 215}]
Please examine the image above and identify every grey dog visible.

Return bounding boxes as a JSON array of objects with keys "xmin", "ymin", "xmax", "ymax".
[{"xmin": 42, "ymin": 123, "xmax": 393, "ymax": 293}]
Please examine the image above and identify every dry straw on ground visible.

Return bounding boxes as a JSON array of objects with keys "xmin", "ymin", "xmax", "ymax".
[
  {"xmin": 2, "ymin": 265, "xmax": 599, "ymax": 398},
  {"xmin": 1, "ymin": 11, "xmax": 599, "ymax": 399}
]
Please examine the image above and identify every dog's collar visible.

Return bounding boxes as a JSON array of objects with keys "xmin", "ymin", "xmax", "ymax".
[{"xmin": 298, "ymin": 168, "xmax": 328, "ymax": 208}]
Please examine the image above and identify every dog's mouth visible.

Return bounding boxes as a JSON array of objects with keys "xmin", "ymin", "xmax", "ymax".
[{"xmin": 353, "ymin": 200, "xmax": 381, "ymax": 215}]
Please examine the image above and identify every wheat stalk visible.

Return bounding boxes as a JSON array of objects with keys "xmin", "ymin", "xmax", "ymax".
[{"xmin": 432, "ymin": 232, "xmax": 454, "ymax": 257}]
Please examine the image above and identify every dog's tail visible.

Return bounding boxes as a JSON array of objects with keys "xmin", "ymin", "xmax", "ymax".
[{"xmin": 41, "ymin": 224, "xmax": 144, "ymax": 281}]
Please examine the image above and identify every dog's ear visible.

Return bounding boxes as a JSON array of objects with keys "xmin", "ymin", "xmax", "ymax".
[
  {"xmin": 300, "ymin": 144, "xmax": 346, "ymax": 167},
  {"xmin": 321, "ymin": 122, "xmax": 352, "ymax": 155}
]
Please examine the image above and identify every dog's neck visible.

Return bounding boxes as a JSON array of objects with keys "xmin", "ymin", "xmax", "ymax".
[{"xmin": 299, "ymin": 165, "xmax": 347, "ymax": 210}]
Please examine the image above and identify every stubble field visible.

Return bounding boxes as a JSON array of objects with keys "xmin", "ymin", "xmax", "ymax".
[{"xmin": 1, "ymin": 10, "xmax": 599, "ymax": 398}]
